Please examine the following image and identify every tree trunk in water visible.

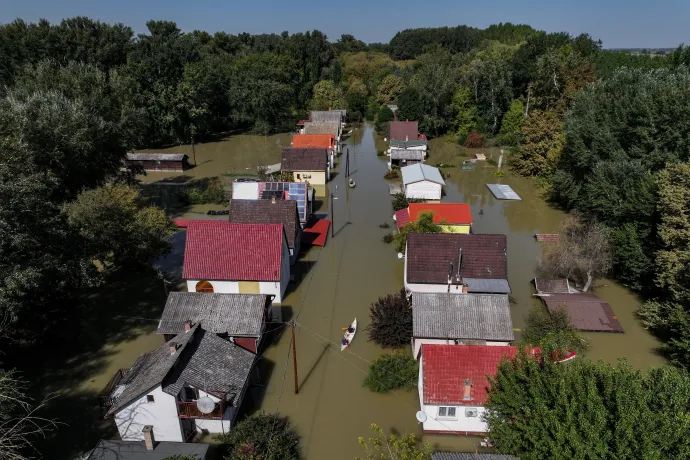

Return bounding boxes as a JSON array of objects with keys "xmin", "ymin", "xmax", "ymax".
[{"xmin": 583, "ymin": 272, "xmax": 593, "ymax": 292}]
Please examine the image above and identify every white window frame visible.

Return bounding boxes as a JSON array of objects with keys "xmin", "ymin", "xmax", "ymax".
[{"xmin": 437, "ymin": 406, "xmax": 458, "ymax": 420}]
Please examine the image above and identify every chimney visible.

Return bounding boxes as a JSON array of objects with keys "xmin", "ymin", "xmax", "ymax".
[
  {"xmin": 184, "ymin": 320, "xmax": 192, "ymax": 332},
  {"xmin": 143, "ymin": 425, "xmax": 155, "ymax": 451},
  {"xmin": 405, "ymin": 135, "xmax": 409, "ymax": 142},
  {"xmin": 271, "ymin": 197, "xmax": 276, "ymax": 204},
  {"xmin": 169, "ymin": 342, "xmax": 177, "ymax": 355},
  {"xmin": 463, "ymin": 379, "xmax": 472, "ymax": 401}
]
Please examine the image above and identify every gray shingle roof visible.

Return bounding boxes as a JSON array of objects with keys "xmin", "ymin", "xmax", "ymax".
[
  {"xmin": 229, "ymin": 199, "xmax": 300, "ymax": 250},
  {"xmin": 161, "ymin": 328, "xmax": 255, "ymax": 406},
  {"xmin": 106, "ymin": 326, "xmax": 197, "ymax": 416},
  {"xmin": 303, "ymin": 121, "xmax": 339, "ymax": 136},
  {"xmin": 126, "ymin": 153, "xmax": 187, "ymax": 161},
  {"xmin": 85, "ymin": 439, "xmax": 209, "ymax": 460},
  {"xmin": 157, "ymin": 292, "xmax": 269, "ymax": 336},
  {"xmin": 401, "ymin": 163, "xmax": 445, "ymax": 185},
  {"xmin": 413, "ymin": 293, "xmax": 514, "ymax": 341},
  {"xmin": 310, "ymin": 111, "xmax": 343, "ymax": 123},
  {"xmin": 281, "ymin": 148, "xmax": 328, "ymax": 171},
  {"xmin": 390, "ymin": 149, "xmax": 424, "ymax": 161},
  {"xmin": 464, "ymin": 278, "xmax": 512, "ymax": 294},
  {"xmin": 432, "ymin": 453, "xmax": 520, "ymax": 460}
]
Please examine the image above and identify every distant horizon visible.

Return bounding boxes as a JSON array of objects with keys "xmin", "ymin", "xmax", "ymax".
[{"xmin": 3, "ymin": 0, "xmax": 689, "ymax": 49}]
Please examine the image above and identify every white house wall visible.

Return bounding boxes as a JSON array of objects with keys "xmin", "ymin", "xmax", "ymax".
[
  {"xmin": 412, "ymin": 338, "xmax": 510, "ymax": 359},
  {"xmin": 114, "ymin": 385, "xmax": 183, "ymax": 442},
  {"xmin": 406, "ymin": 181, "xmax": 442, "ymax": 200}
]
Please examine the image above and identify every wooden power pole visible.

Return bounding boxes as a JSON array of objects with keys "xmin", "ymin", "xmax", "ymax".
[
  {"xmin": 291, "ymin": 321, "xmax": 299, "ymax": 394},
  {"xmin": 330, "ymin": 192, "xmax": 335, "ymax": 238}
]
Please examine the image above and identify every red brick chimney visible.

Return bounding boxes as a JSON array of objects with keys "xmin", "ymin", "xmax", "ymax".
[
  {"xmin": 184, "ymin": 320, "xmax": 192, "ymax": 332},
  {"xmin": 169, "ymin": 342, "xmax": 177, "ymax": 355},
  {"xmin": 143, "ymin": 425, "xmax": 155, "ymax": 451},
  {"xmin": 271, "ymin": 197, "xmax": 276, "ymax": 204}
]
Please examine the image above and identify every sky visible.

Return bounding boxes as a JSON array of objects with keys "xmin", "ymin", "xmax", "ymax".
[{"xmin": 3, "ymin": 0, "xmax": 689, "ymax": 49}]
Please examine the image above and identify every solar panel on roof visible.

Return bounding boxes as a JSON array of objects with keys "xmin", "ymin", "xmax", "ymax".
[{"xmin": 261, "ymin": 191, "xmax": 284, "ymax": 200}]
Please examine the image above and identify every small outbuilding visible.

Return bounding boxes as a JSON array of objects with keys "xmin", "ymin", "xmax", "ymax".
[
  {"xmin": 390, "ymin": 149, "xmax": 424, "ymax": 169},
  {"xmin": 411, "ymin": 293, "xmax": 514, "ymax": 359},
  {"xmin": 390, "ymin": 139, "xmax": 427, "ymax": 151},
  {"xmin": 125, "ymin": 153, "xmax": 189, "ymax": 171},
  {"xmin": 541, "ymin": 293, "xmax": 623, "ymax": 333},
  {"xmin": 401, "ymin": 163, "xmax": 445, "ymax": 201},
  {"xmin": 281, "ymin": 148, "xmax": 329, "ymax": 185}
]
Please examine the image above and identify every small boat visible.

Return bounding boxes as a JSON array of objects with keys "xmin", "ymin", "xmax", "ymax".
[
  {"xmin": 348, "ymin": 179, "xmax": 356, "ymax": 188},
  {"xmin": 341, "ymin": 318, "xmax": 357, "ymax": 351}
]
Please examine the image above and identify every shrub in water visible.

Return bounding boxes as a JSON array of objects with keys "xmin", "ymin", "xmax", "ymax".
[
  {"xmin": 364, "ymin": 353, "xmax": 418, "ymax": 393},
  {"xmin": 382, "ymin": 233, "xmax": 394, "ymax": 244}
]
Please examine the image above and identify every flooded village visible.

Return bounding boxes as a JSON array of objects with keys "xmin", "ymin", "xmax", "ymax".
[{"xmin": 24, "ymin": 116, "xmax": 666, "ymax": 460}]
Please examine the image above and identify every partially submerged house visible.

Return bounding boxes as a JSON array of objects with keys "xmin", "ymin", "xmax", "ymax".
[
  {"xmin": 281, "ymin": 148, "xmax": 329, "ymax": 185},
  {"xmin": 418, "ymin": 344, "xmax": 518, "ymax": 435},
  {"xmin": 302, "ymin": 121, "xmax": 341, "ymax": 142},
  {"xmin": 389, "ymin": 120, "xmax": 420, "ymax": 142},
  {"xmin": 182, "ymin": 221, "xmax": 290, "ymax": 318},
  {"xmin": 390, "ymin": 149, "xmax": 424, "ymax": 169},
  {"xmin": 390, "ymin": 138, "xmax": 427, "ymax": 151},
  {"xmin": 411, "ymin": 293, "xmax": 514, "ymax": 359},
  {"xmin": 125, "ymin": 153, "xmax": 189, "ymax": 171},
  {"xmin": 228, "ymin": 199, "xmax": 302, "ymax": 264},
  {"xmin": 401, "ymin": 164, "xmax": 445, "ymax": 201},
  {"xmin": 404, "ymin": 233, "xmax": 510, "ymax": 294},
  {"xmin": 396, "ymin": 203, "xmax": 472, "ymax": 233},
  {"xmin": 81, "ymin": 438, "xmax": 209, "ymax": 460},
  {"xmin": 310, "ymin": 110, "xmax": 345, "ymax": 124},
  {"xmin": 156, "ymin": 292, "xmax": 272, "ymax": 353},
  {"xmin": 540, "ymin": 293, "xmax": 623, "ymax": 333},
  {"xmin": 105, "ymin": 325, "xmax": 254, "ymax": 442},
  {"xmin": 292, "ymin": 134, "xmax": 336, "ymax": 151},
  {"xmin": 258, "ymin": 182, "xmax": 312, "ymax": 226}
]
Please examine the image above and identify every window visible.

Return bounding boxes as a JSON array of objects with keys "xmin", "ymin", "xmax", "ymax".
[
  {"xmin": 184, "ymin": 387, "xmax": 199, "ymax": 401},
  {"xmin": 146, "ymin": 395, "xmax": 155, "ymax": 403},
  {"xmin": 296, "ymin": 174, "xmax": 301, "ymax": 179},
  {"xmin": 437, "ymin": 406, "xmax": 457, "ymax": 420},
  {"xmin": 195, "ymin": 280, "xmax": 214, "ymax": 293}
]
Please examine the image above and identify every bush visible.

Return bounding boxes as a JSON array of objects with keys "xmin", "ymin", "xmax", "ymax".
[
  {"xmin": 494, "ymin": 171, "xmax": 505, "ymax": 177},
  {"xmin": 216, "ymin": 412, "xmax": 300, "ymax": 460},
  {"xmin": 379, "ymin": 222, "xmax": 391, "ymax": 229},
  {"xmin": 364, "ymin": 353, "xmax": 418, "ymax": 393},
  {"xmin": 391, "ymin": 193, "xmax": 425, "ymax": 212},
  {"xmin": 382, "ymin": 233, "xmax": 394, "ymax": 244},
  {"xmin": 463, "ymin": 131, "xmax": 485, "ymax": 148},
  {"xmin": 181, "ymin": 177, "xmax": 226, "ymax": 205},
  {"xmin": 367, "ymin": 288, "xmax": 412, "ymax": 347},
  {"xmin": 521, "ymin": 305, "xmax": 589, "ymax": 353},
  {"xmin": 384, "ymin": 170, "xmax": 399, "ymax": 180},
  {"xmin": 393, "ymin": 212, "xmax": 441, "ymax": 253}
]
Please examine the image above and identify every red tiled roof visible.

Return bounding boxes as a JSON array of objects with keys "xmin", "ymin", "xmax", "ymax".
[
  {"xmin": 395, "ymin": 209, "xmax": 410, "ymax": 229},
  {"xmin": 408, "ymin": 203, "xmax": 472, "ymax": 225},
  {"xmin": 406, "ymin": 233, "xmax": 507, "ymax": 284},
  {"xmin": 183, "ymin": 221, "xmax": 284, "ymax": 281},
  {"xmin": 292, "ymin": 134, "xmax": 335, "ymax": 149},
  {"xmin": 422, "ymin": 344, "xmax": 518, "ymax": 405},
  {"xmin": 389, "ymin": 120, "xmax": 419, "ymax": 142}
]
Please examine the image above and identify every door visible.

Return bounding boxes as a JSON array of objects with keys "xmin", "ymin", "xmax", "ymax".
[{"xmin": 238, "ymin": 281, "xmax": 260, "ymax": 294}]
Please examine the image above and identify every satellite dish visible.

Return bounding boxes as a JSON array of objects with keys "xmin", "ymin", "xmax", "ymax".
[
  {"xmin": 196, "ymin": 396, "xmax": 215, "ymax": 414},
  {"xmin": 397, "ymin": 252, "xmax": 404, "ymax": 259},
  {"xmin": 392, "ymin": 214, "xmax": 397, "ymax": 221},
  {"xmin": 416, "ymin": 411, "xmax": 427, "ymax": 423}
]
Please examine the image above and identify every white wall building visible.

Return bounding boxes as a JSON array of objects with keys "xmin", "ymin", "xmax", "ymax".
[
  {"xmin": 106, "ymin": 326, "xmax": 255, "ymax": 443},
  {"xmin": 418, "ymin": 344, "xmax": 518, "ymax": 435},
  {"xmin": 401, "ymin": 164, "xmax": 445, "ymax": 201}
]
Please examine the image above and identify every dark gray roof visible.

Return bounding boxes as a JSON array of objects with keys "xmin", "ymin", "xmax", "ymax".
[
  {"xmin": 85, "ymin": 439, "xmax": 208, "ymax": 460},
  {"xmin": 106, "ymin": 326, "xmax": 197, "ymax": 416},
  {"xmin": 412, "ymin": 293, "xmax": 514, "ymax": 341},
  {"xmin": 229, "ymin": 199, "xmax": 300, "ymax": 249},
  {"xmin": 390, "ymin": 149, "xmax": 424, "ymax": 161},
  {"xmin": 162, "ymin": 328, "xmax": 255, "ymax": 406},
  {"xmin": 303, "ymin": 121, "xmax": 339, "ymax": 136},
  {"xmin": 157, "ymin": 292, "xmax": 269, "ymax": 336},
  {"xmin": 281, "ymin": 148, "xmax": 328, "ymax": 171},
  {"xmin": 464, "ymin": 278, "xmax": 512, "ymax": 294},
  {"xmin": 534, "ymin": 278, "xmax": 572, "ymax": 294},
  {"xmin": 310, "ymin": 111, "xmax": 343, "ymax": 122},
  {"xmin": 126, "ymin": 153, "xmax": 186, "ymax": 161},
  {"xmin": 432, "ymin": 453, "xmax": 520, "ymax": 460}
]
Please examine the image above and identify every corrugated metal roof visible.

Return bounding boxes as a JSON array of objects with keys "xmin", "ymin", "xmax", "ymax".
[
  {"xmin": 231, "ymin": 182, "xmax": 259, "ymax": 200},
  {"xmin": 303, "ymin": 121, "xmax": 339, "ymax": 136},
  {"xmin": 413, "ymin": 293, "xmax": 514, "ymax": 341},
  {"xmin": 390, "ymin": 149, "xmax": 424, "ymax": 161},
  {"xmin": 310, "ymin": 111, "xmax": 343, "ymax": 123},
  {"xmin": 401, "ymin": 163, "xmax": 445, "ymax": 185},
  {"xmin": 464, "ymin": 278, "xmax": 512, "ymax": 294},
  {"xmin": 487, "ymin": 184, "xmax": 521, "ymax": 200}
]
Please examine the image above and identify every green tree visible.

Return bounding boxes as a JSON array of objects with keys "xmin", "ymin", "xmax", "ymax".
[
  {"xmin": 364, "ymin": 354, "xmax": 418, "ymax": 393},
  {"xmin": 498, "ymin": 99, "xmax": 524, "ymax": 146},
  {"xmin": 310, "ymin": 79, "xmax": 346, "ymax": 110},
  {"xmin": 64, "ymin": 183, "xmax": 176, "ymax": 269},
  {"xmin": 216, "ymin": 412, "xmax": 300, "ymax": 460},
  {"xmin": 393, "ymin": 212, "xmax": 442, "ymax": 253},
  {"xmin": 510, "ymin": 109, "xmax": 563, "ymax": 177},
  {"xmin": 367, "ymin": 289, "xmax": 412, "ymax": 348},
  {"xmin": 450, "ymin": 86, "xmax": 478, "ymax": 143},
  {"xmin": 356, "ymin": 423, "xmax": 432, "ymax": 460},
  {"xmin": 396, "ymin": 87, "xmax": 423, "ymax": 124},
  {"xmin": 485, "ymin": 355, "xmax": 690, "ymax": 459},
  {"xmin": 375, "ymin": 74, "xmax": 405, "ymax": 105},
  {"xmin": 521, "ymin": 305, "xmax": 589, "ymax": 353}
]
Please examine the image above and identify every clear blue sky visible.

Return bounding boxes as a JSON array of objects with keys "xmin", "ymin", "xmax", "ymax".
[{"xmin": 3, "ymin": 0, "xmax": 689, "ymax": 49}]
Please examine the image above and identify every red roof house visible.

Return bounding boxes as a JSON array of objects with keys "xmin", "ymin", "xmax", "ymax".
[
  {"xmin": 418, "ymin": 344, "xmax": 518, "ymax": 435},
  {"xmin": 389, "ymin": 120, "xmax": 419, "ymax": 142},
  {"xmin": 395, "ymin": 203, "xmax": 472, "ymax": 229},
  {"xmin": 292, "ymin": 134, "xmax": 336, "ymax": 150},
  {"xmin": 182, "ymin": 221, "xmax": 291, "ymax": 305}
]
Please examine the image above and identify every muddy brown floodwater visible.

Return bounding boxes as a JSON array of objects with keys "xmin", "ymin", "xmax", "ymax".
[{"xmin": 95, "ymin": 123, "xmax": 665, "ymax": 459}]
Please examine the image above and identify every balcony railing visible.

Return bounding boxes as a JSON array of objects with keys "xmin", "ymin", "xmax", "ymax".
[
  {"xmin": 98, "ymin": 368, "xmax": 129, "ymax": 409},
  {"xmin": 177, "ymin": 401, "xmax": 224, "ymax": 419}
]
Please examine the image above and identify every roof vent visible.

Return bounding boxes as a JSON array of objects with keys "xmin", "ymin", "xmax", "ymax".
[
  {"xmin": 463, "ymin": 379, "xmax": 472, "ymax": 401},
  {"xmin": 184, "ymin": 321, "xmax": 192, "ymax": 332},
  {"xmin": 169, "ymin": 342, "xmax": 178, "ymax": 355}
]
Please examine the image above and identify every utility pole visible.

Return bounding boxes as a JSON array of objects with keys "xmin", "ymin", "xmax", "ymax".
[
  {"xmin": 191, "ymin": 132, "xmax": 197, "ymax": 166},
  {"xmin": 291, "ymin": 321, "xmax": 299, "ymax": 394},
  {"xmin": 345, "ymin": 149, "xmax": 350, "ymax": 177},
  {"xmin": 330, "ymin": 192, "xmax": 335, "ymax": 238}
]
